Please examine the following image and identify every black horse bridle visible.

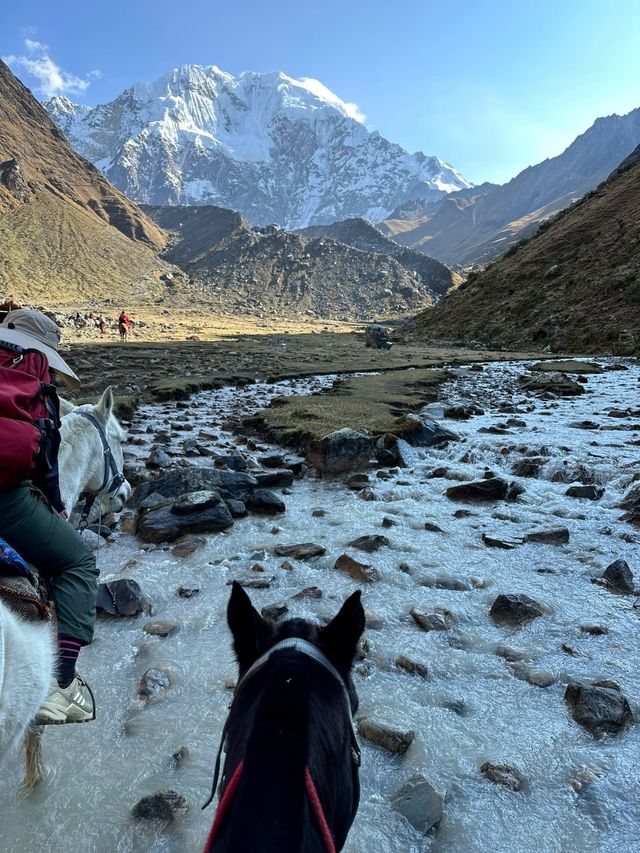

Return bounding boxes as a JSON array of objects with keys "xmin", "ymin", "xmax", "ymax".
[
  {"xmin": 75, "ymin": 411, "xmax": 126, "ymax": 526},
  {"xmin": 203, "ymin": 637, "xmax": 361, "ymax": 811}
]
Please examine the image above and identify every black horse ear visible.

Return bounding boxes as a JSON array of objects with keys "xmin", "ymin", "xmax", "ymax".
[
  {"xmin": 227, "ymin": 581, "xmax": 273, "ymax": 673},
  {"xmin": 319, "ymin": 590, "xmax": 365, "ymax": 674}
]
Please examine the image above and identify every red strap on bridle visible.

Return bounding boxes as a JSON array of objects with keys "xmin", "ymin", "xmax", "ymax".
[
  {"xmin": 305, "ymin": 767, "xmax": 337, "ymax": 853},
  {"xmin": 203, "ymin": 761, "xmax": 336, "ymax": 853},
  {"xmin": 204, "ymin": 759, "xmax": 244, "ymax": 851}
]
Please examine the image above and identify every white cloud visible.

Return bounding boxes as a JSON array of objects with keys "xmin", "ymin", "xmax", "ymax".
[{"xmin": 3, "ymin": 38, "xmax": 101, "ymax": 100}]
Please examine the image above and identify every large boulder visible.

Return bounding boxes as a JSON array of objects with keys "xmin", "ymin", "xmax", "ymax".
[
  {"xmin": 620, "ymin": 485, "xmax": 640, "ymax": 526},
  {"xmin": 404, "ymin": 415, "xmax": 458, "ymax": 448},
  {"xmin": 564, "ymin": 682, "xmax": 633, "ymax": 737},
  {"xmin": 489, "ymin": 594, "xmax": 546, "ymax": 626},
  {"xmin": 131, "ymin": 468, "xmax": 257, "ymax": 507},
  {"xmin": 307, "ymin": 429, "xmax": 373, "ymax": 475},
  {"xmin": 601, "ymin": 559, "xmax": 634, "ymax": 594},
  {"xmin": 518, "ymin": 371, "xmax": 585, "ymax": 396},
  {"xmin": 445, "ymin": 477, "xmax": 521, "ymax": 503},
  {"xmin": 96, "ymin": 578, "xmax": 150, "ymax": 617},
  {"xmin": 364, "ymin": 324, "xmax": 391, "ymax": 350},
  {"xmin": 137, "ymin": 493, "xmax": 233, "ymax": 543},
  {"xmin": 391, "ymin": 774, "xmax": 443, "ymax": 835}
]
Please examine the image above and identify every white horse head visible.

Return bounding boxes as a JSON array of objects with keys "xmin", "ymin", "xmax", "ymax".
[{"xmin": 58, "ymin": 387, "xmax": 132, "ymax": 516}]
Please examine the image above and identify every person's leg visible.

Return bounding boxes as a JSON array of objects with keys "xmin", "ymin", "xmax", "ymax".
[{"xmin": 0, "ymin": 483, "xmax": 98, "ymax": 721}]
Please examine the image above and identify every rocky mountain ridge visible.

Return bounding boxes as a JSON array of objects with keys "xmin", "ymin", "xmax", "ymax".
[
  {"xmin": 405, "ymin": 145, "xmax": 640, "ymax": 353},
  {"xmin": 382, "ymin": 108, "xmax": 640, "ymax": 268},
  {"xmin": 145, "ymin": 205, "xmax": 453, "ymax": 320},
  {"xmin": 45, "ymin": 64, "xmax": 470, "ymax": 228}
]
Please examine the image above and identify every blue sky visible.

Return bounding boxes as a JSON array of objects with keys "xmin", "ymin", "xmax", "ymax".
[{"xmin": 3, "ymin": 0, "xmax": 640, "ymax": 184}]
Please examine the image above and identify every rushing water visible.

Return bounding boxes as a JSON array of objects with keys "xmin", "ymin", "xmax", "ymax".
[{"xmin": 1, "ymin": 361, "xmax": 639, "ymax": 853}]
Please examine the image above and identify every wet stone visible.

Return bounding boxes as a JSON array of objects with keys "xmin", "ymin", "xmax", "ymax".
[
  {"xmin": 245, "ymin": 490, "xmax": 286, "ymax": 514},
  {"xmin": 335, "ymin": 554, "xmax": 379, "ymax": 583},
  {"xmin": 307, "ymin": 428, "xmax": 373, "ymax": 475},
  {"xmin": 273, "ymin": 543, "xmax": 326, "ymax": 560},
  {"xmin": 580, "ymin": 624, "xmax": 608, "ymax": 636},
  {"xmin": 411, "ymin": 607, "xmax": 455, "ymax": 632},
  {"xmin": 390, "ymin": 774, "xmax": 443, "ymax": 835},
  {"xmin": 291, "ymin": 586, "xmax": 323, "ymax": 600},
  {"xmin": 261, "ymin": 602, "xmax": 289, "ymax": 622},
  {"xmin": 512, "ymin": 457, "xmax": 545, "ymax": 478},
  {"xmin": 396, "ymin": 656, "xmax": 429, "ymax": 678},
  {"xmin": 254, "ymin": 469, "xmax": 295, "ymax": 488},
  {"xmin": 131, "ymin": 789, "xmax": 189, "ymax": 821},
  {"xmin": 424, "ymin": 521, "xmax": 445, "ymax": 533},
  {"xmin": 138, "ymin": 498, "xmax": 233, "ymax": 543},
  {"xmin": 566, "ymin": 485, "xmax": 605, "ymax": 500},
  {"xmin": 143, "ymin": 620, "xmax": 178, "ymax": 638},
  {"xmin": 445, "ymin": 477, "xmax": 521, "ymax": 503},
  {"xmin": 358, "ymin": 719, "xmax": 415, "ymax": 754},
  {"xmin": 138, "ymin": 667, "xmax": 171, "ymax": 700},
  {"xmin": 177, "ymin": 585, "xmax": 200, "ymax": 598},
  {"xmin": 480, "ymin": 762, "xmax": 525, "ymax": 792},
  {"xmin": 171, "ymin": 746, "xmax": 189, "ymax": 767},
  {"xmin": 524, "ymin": 527, "xmax": 570, "ymax": 545},
  {"xmin": 602, "ymin": 559, "xmax": 634, "ymax": 594},
  {"xmin": 564, "ymin": 682, "xmax": 633, "ymax": 737},
  {"xmin": 482, "ymin": 533, "xmax": 521, "ymax": 549},
  {"xmin": 347, "ymin": 534, "xmax": 390, "ymax": 553},
  {"xmin": 490, "ymin": 594, "xmax": 546, "ymax": 626},
  {"xmin": 171, "ymin": 490, "xmax": 223, "ymax": 514},
  {"xmin": 96, "ymin": 579, "xmax": 150, "ymax": 617},
  {"xmin": 231, "ymin": 575, "xmax": 275, "ymax": 590},
  {"xmin": 171, "ymin": 534, "xmax": 206, "ymax": 558},
  {"xmin": 146, "ymin": 447, "xmax": 172, "ymax": 469},
  {"xmin": 381, "ymin": 516, "xmax": 396, "ymax": 528}
]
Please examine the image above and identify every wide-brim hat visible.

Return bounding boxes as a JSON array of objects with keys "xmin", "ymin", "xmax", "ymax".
[{"xmin": 0, "ymin": 309, "xmax": 80, "ymax": 388}]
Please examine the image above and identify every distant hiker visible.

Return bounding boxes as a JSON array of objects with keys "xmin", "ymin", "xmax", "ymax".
[
  {"xmin": 118, "ymin": 310, "xmax": 130, "ymax": 342},
  {"xmin": 98, "ymin": 316, "xmax": 106, "ymax": 335},
  {"xmin": 0, "ymin": 309, "xmax": 97, "ymax": 723}
]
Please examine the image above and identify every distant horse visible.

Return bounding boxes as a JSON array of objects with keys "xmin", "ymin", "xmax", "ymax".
[
  {"xmin": 118, "ymin": 321, "xmax": 128, "ymax": 342},
  {"xmin": 204, "ymin": 581, "xmax": 365, "ymax": 853},
  {"xmin": 0, "ymin": 386, "xmax": 131, "ymax": 790}
]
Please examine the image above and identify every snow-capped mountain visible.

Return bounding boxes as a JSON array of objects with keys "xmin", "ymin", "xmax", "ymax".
[{"xmin": 45, "ymin": 65, "xmax": 471, "ymax": 228}]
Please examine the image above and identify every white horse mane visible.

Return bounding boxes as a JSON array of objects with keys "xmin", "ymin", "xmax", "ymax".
[{"xmin": 0, "ymin": 386, "xmax": 130, "ymax": 787}]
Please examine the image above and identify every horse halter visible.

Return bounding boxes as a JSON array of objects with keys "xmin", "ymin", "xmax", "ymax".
[
  {"xmin": 75, "ymin": 411, "xmax": 126, "ymax": 526},
  {"xmin": 203, "ymin": 637, "xmax": 361, "ymax": 811}
]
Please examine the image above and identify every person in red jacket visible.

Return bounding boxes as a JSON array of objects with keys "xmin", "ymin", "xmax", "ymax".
[{"xmin": 0, "ymin": 309, "xmax": 96, "ymax": 723}]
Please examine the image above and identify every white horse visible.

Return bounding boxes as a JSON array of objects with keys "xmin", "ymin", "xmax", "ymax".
[{"xmin": 0, "ymin": 386, "xmax": 131, "ymax": 789}]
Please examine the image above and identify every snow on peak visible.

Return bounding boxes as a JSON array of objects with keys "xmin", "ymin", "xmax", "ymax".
[{"xmin": 45, "ymin": 64, "xmax": 471, "ymax": 228}]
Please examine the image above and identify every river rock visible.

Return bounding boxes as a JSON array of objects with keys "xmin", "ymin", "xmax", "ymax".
[
  {"xmin": 490, "ymin": 594, "xmax": 546, "ymax": 626},
  {"xmin": 445, "ymin": 477, "xmax": 520, "ymax": 502},
  {"xmin": 566, "ymin": 485, "xmax": 605, "ymax": 500},
  {"xmin": 482, "ymin": 533, "xmax": 522, "ymax": 549},
  {"xmin": 138, "ymin": 667, "xmax": 171, "ymax": 700},
  {"xmin": 261, "ymin": 602, "xmax": 289, "ymax": 622},
  {"xmin": 96, "ymin": 578, "xmax": 150, "ymax": 617},
  {"xmin": 143, "ymin": 620, "xmax": 178, "ymax": 638},
  {"xmin": 391, "ymin": 774, "xmax": 443, "ymax": 835},
  {"xmin": 177, "ymin": 585, "xmax": 200, "ymax": 598},
  {"xmin": 137, "ymin": 497, "xmax": 233, "ymax": 543},
  {"xmin": 411, "ymin": 607, "xmax": 455, "ymax": 632},
  {"xmin": 146, "ymin": 446, "xmax": 172, "ymax": 469},
  {"xmin": 134, "ymin": 469, "xmax": 258, "ymax": 508},
  {"xmin": 364, "ymin": 324, "xmax": 391, "ymax": 349},
  {"xmin": 518, "ymin": 372, "xmax": 585, "ymax": 396},
  {"xmin": 396, "ymin": 656, "xmax": 429, "ymax": 678},
  {"xmin": 358, "ymin": 719, "xmax": 415, "ymax": 753},
  {"xmin": 564, "ymin": 682, "xmax": 633, "ymax": 736},
  {"xmin": 171, "ymin": 534, "xmax": 206, "ymax": 557},
  {"xmin": 406, "ymin": 416, "xmax": 458, "ymax": 448},
  {"xmin": 171, "ymin": 490, "xmax": 224, "ymax": 514},
  {"xmin": 335, "ymin": 554, "xmax": 379, "ymax": 583},
  {"xmin": 254, "ymin": 469, "xmax": 295, "ymax": 488},
  {"xmin": 273, "ymin": 542, "xmax": 326, "ymax": 559},
  {"xmin": 580, "ymin": 624, "xmax": 608, "ymax": 635},
  {"xmin": 601, "ymin": 559, "xmax": 634, "ymax": 593},
  {"xmin": 225, "ymin": 499, "xmax": 247, "ymax": 517},
  {"xmin": 307, "ymin": 429, "xmax": 373, "ymax": 475},
  {"xmin": 213, "ymin": 453, "xmax": 248, "ymax": 471},
  {"xmin": 347, "ymin": 534, "xmax": 390, "ymax": 553},
  {"xmin": 480, "ymin": 762, "xmax": 525, "ymax": 792},
  {"xmin": 512, "ymin": 457, "xmax": 545, "ymax": 478},
  {"xmin": 346, "ymin": 473, "xmax": 370, "ymax": 490},
  {"xmin": 245, "ymin": 490, "xmax": 286, "ymax": 514},
  {"xmin": 619, "ymin": 484, "xmax": 640, "ymax": 526},
  {"xmin": 131, "ymin": 789, "xmax": 188, "ymax": 821},
  {"xmin": 524, "ymin": 527, "xmax": 570, "ymax": 545}
]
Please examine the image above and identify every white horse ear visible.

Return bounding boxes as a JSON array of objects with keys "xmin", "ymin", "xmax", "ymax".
[
  {"xmin": 58, "ymin": 397, "xmax": 75, "ymax": 417},
  {"xmin": 95, "ymin": 386, "xmax": 114, "ymax": 423}
]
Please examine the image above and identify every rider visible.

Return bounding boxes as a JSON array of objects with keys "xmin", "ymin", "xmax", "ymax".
[
  {"xmin": 118, "ymin": 310, "xmax": 130, "ymax": 334},
  {"xmin": 0, "ymin": 309, "xmax": 97, "ymax": 723}
]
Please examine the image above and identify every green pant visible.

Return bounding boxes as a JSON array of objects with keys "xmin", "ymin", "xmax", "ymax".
[{"xmin": 0, "ymin": 482, "xmax": 98, "ymax": 645}]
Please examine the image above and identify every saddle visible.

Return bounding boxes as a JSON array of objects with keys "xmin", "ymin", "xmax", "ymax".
[{"xmin": 0, "ymin": 538, "xmax": 51, "ymax": 623}]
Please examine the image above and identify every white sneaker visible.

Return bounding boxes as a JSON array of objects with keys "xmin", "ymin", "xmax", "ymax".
[{"xmin": 35, "ymin": 675, "xmax": 95, "ymax": 724}]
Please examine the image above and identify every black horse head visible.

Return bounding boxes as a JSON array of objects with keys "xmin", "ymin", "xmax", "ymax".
[{"xmin": 205, "ymin": 581, "xmax": 365, "ymax": 853}]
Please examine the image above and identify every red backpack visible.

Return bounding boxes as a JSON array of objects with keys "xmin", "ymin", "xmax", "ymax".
[{"xmin": 0, "ymin": 344, "xmax": 61, "ymax": 491}]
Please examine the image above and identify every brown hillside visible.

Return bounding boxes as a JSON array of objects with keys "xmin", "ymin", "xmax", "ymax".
[
  {"xmin": 0, "ymin": 61, "xmax": 170, "ymax": 304},
  {"xmin": 405, "ymin": 146, "xmax": 640, "ymax": 354}
]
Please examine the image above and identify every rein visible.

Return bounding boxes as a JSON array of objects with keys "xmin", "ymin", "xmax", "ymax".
[
  {"xmin": 74, "ymin": 411, "xmax": 125, "ymax": 529},
  {"xmin": 203, "ymin": 637, "xmax": 361, "ymax": 851}
]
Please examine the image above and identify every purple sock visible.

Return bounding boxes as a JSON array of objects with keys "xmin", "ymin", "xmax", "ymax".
[{"xmin": 57, "ymin": 636, "xmax": 81, "ymax": 688}]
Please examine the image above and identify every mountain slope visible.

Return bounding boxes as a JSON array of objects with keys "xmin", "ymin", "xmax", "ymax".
[
  {"xmin": 0, "ymin": 60, "xmax": 170, "ymax": 304},
  {"xmin": 383, "ymin": 109, "xmax": 640, "ymax": 267},
  {"xmin": 405, "ymin": 146, "xmax": 640, "ymax": 354},
  {"xmin": 296, "ymin": 217, "xmax": 456, "ymax": 295},
  {"xmin": 144, "ymin": 205, "xmax": 437, "ymax": 320},
  {"xmin": 45, "ymin": 65, "xmax": 470, "ymax": 228}
]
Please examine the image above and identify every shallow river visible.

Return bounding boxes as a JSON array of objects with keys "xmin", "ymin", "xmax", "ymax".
[{"xmin": 1, "ymin": 360, "xmax": 639, "ymax": 853}]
